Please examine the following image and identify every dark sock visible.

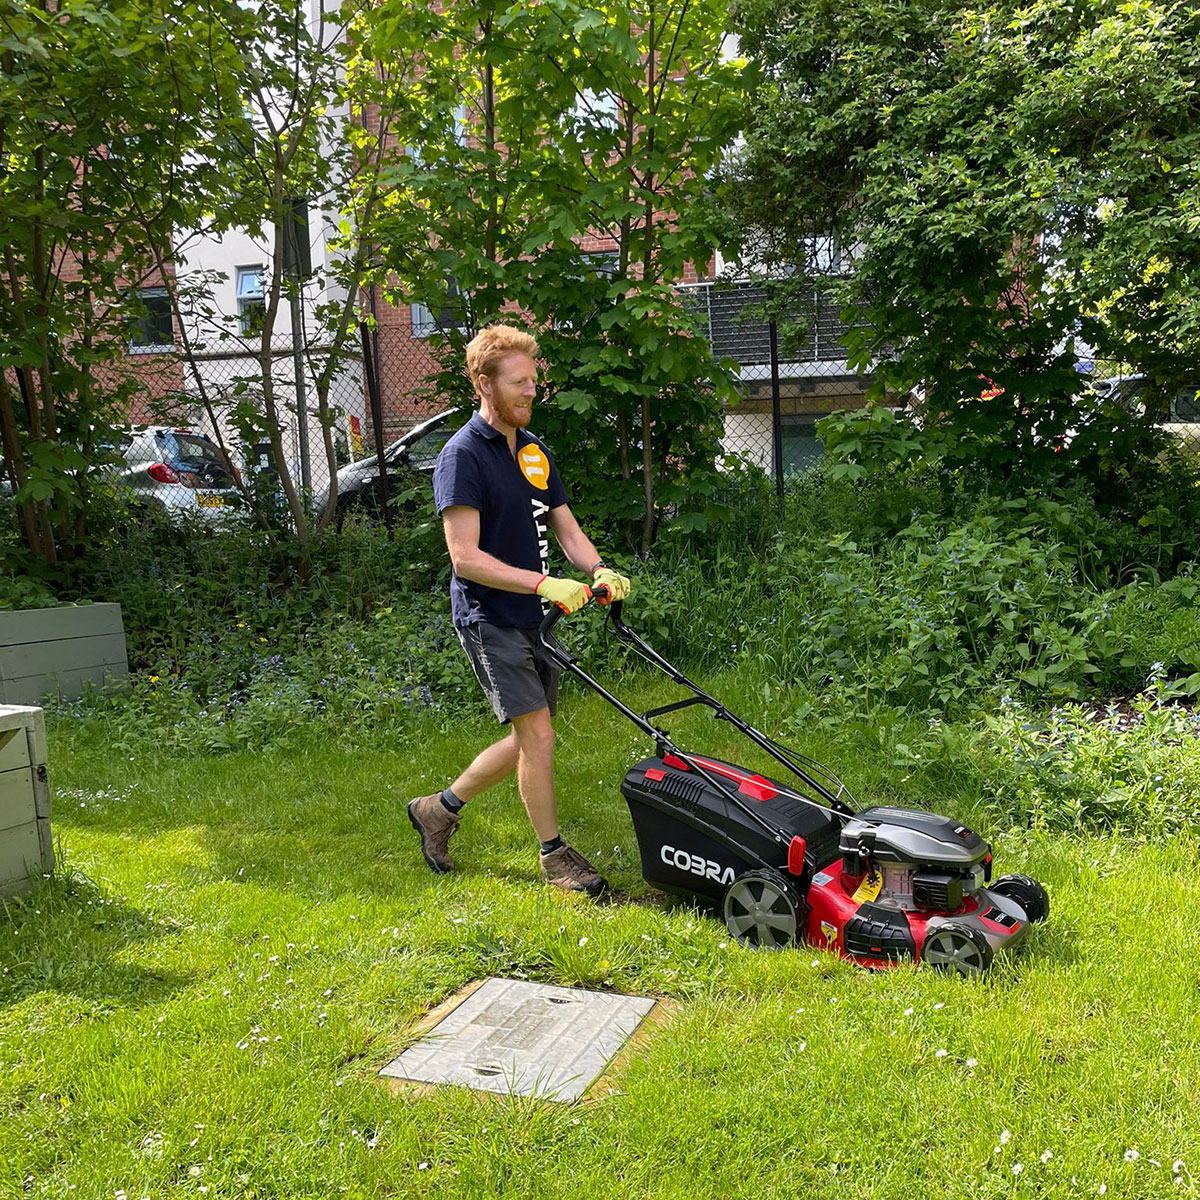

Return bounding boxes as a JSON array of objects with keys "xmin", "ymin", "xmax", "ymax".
[
  {"xmin": 441, "ymin": 788, "xmax": 465, "ymax": 814},
  {"xmin": 539, "ymin": 835, "xmax": 565, "ymax": 855}
]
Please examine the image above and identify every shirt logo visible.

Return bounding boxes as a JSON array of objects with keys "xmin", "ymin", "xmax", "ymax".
[{"xmin": 518, "ymin": 444, "xmax": 550, "ymax": 491}]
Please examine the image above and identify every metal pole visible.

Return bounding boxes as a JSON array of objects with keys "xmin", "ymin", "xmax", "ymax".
[
  {"xmin": 769, "ymin": 317, "xmax": 783, "ymax": 502},
  {"xmin": 359, "ymin": 319, "xmax": 393, "ymax": 539},
  {"xmin": 290, "ymin": 286, "xmax": 311, "ymax": 497}
]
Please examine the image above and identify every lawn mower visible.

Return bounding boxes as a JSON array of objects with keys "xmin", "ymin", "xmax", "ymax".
[{"xmin": 540, "ymin": 592, "xmax": 1048, "ymax": 976}]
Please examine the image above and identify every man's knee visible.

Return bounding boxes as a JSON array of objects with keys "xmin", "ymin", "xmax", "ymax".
[{"xmin": 512, "ymin": 708, "xmax": 554, "ymax": 756}]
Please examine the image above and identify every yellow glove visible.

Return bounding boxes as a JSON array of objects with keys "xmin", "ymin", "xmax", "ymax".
[
  {"xmin": 591, "ymin": 565, "xmax": 630, "ymax": 603},
  {"xmin": 535, "ymin": 574, "xmax": 592, "ymax": 614}
]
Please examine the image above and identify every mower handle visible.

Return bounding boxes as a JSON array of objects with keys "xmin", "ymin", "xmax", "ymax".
[{"xmin": 537, "ymin": 583, "xmax": 617, "ymax": 638}]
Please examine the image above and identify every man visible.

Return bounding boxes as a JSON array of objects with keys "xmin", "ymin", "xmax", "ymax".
[{"xmin": 407, "ymin": 324, "xmax": 630, "ymax": 896}]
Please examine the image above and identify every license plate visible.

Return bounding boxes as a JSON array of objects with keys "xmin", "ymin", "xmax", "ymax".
[{"xmin": 196, "ymin": 493, "xmax": 225, "ymax": 508}]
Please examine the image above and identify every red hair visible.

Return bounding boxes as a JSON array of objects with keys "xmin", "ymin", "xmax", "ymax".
[{"xmin": 465, "ymin": 324, "xmax": 539, "ymax": 398}]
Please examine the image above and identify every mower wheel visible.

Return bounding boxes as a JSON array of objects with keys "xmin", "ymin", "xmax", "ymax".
[
  {"xmin": 991, "ymin": 874, "xmax": 1049, "ymax": 924},
  {"xmin": 922, "ymin": 923, "xmax": 994, "ymax": 977},
  {"xmin": 722, "ymin": 869, "xmax": 803, "ymax": 951}
]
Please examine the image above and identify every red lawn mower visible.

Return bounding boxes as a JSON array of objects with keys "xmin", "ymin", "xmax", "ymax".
[{"xmin": 541, "ymin": 593, "xmax": 1048, "ymax": 976}]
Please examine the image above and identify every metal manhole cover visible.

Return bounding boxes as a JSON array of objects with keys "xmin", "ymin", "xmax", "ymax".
[{"xmin": 380, "ymin": 977, "xmax": 661, "ymax": 1102}]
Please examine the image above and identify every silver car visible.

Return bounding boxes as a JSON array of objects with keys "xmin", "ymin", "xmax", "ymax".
[
  {"xmin": 1, "ymin": 427, "xmax": 243, "ymax": 520},
  {"xmin": 1091, "ymin": 375, "xmax": 1200, "ymax": 452},
  {"xmin": 110, "ymin": 427, "xmax": 243, "ymax": 519}
]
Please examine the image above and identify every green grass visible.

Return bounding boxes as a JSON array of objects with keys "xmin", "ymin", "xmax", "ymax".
[{"xmin": 3, "ymin": 676, "xmax": 1199, "ymax": 1199}]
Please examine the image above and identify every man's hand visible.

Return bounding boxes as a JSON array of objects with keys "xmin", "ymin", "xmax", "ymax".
[
  {"xmin": 591, "ymin": 565, "xmax": 631, "ymax": 603},
  {"xmin": 536, "ymin": 575, "xmax": 592, "ymax": 614}
]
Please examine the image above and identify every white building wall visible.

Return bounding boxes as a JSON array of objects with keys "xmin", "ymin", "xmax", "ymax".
[{"xmin": 175, "ymin": 215, "xmax": 365, "ymax": 491}]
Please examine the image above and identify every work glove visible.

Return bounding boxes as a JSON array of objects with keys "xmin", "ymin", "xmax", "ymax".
[
  {"xmin": 535, "ymin": 575, "xmax": 592, "ymax": 614},
  {"xmin": 591, "ymin": 565, "xmax": 631, "ymax": 603}
]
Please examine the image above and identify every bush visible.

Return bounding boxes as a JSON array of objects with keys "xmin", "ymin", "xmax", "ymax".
[{"xmin": 33, "ymin": 459, "xmax": 1200, "ymax": 751}]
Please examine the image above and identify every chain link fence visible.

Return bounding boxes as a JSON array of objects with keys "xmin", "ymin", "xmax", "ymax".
[
  {"xmin": 126, "ymin": 279, "xmax": 873, "ymax": 525},
  {"xmin": 104, "ymin": 310, "xmax": 449, "ymax": 527},
  {"xmin": 678, "ymin": 280, "xmax": 877, "ymax": 484},
  {"xmin": 21, "ymin": 280, "xmax": 1198, "ymax": 534}
]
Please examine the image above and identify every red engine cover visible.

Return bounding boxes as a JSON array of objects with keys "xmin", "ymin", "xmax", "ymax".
[{"xmin": 805, "ymin": 859, "xmax": 984, "ymax": 969}]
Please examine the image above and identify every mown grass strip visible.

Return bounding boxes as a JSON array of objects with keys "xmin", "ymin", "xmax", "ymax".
[{"xmin": 1, "ymin": 685, "xmax": 1198, "ymax": 1199}]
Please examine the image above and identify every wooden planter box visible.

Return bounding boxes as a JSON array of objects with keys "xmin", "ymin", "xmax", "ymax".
[
  {"xmin": 0, "ymin": 603, "xmax": 128, "ymax": 705},
  {"xmin": 0, "ymin": 705, "xmax": 53, "ymax": 897}
]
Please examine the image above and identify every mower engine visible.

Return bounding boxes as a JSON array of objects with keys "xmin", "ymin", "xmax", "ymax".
[
  {"xmin": 840, "ymin": 808, "xmax": 991, "ymax": 912},
  {"xmin": 805, "ymin": 806, "xmax": 1049, "ymax": 973}
]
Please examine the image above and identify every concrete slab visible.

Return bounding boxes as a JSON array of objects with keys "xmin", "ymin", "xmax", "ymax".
[{"xmin": 380, "ymin": 977, "xmax": 661, "ymax": 1103}]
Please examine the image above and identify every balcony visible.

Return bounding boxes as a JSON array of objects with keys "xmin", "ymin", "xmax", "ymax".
[{"xmin": 677, "ymin": 280, "xmax": 858, "ymax": 375}]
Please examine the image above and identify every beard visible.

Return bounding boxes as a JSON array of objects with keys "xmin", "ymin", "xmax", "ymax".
[{"xmin": 494, "ymin": 393, "xmax": 533, "ymax": 428}]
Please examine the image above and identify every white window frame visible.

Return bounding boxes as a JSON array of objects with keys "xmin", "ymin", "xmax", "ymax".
[
  {"xmin": 411, "ymin": 276, "xmax": 470, "ymax": 339},
  {"xmin": 236, "ymin": 265, "xmax": 265, "ymax": 335}
]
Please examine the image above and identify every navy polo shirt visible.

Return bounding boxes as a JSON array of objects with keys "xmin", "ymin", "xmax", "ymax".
[{"xmin": 432, "ymin": 412, "xmax": 569, "ymax": 628}]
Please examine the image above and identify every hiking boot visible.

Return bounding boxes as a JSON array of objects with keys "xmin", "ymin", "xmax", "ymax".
[
  {"xmin": 540, "ymin": 844, "xmax": 608, "ymax": 897},
  {"xmin": 407, "ymin": 793, "xmax": 459, "ymax": 874}
]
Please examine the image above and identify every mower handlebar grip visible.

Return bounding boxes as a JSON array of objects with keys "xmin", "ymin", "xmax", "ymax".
[{"xmin": 537, "ymin": 583, "xmax": 614, "ymax": 638}]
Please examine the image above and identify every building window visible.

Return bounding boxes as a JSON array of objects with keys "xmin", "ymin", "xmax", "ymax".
[
  {"xmin": 411, "ymin": 277, "xmax": 469, "ymax": 339},
  {"xmin": 408, "ymin": 103, "xmax": 470, "ymax": 166},
  {"xmin": 803, "ymin": 234, "xmax": 844, "ymax": 275},
  {"xmin": 128, "ymin": 288, "xmax": 174, "ymax": 353},
  {"xmin": 237, "ymin": 266, "xmax": 265, "ymax": 335},
  {"xmin": 570, "ymin": 89, "xmax": 621, "ymax": 133}
]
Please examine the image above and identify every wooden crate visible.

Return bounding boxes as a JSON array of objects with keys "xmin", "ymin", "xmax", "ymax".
[
  {"xmin": 0, "ymin": 603, "xmax": 128, "ymax": 705},
  {"xmin": 0, "ymin": 705, "xmax": 53, "ymax": 897}
]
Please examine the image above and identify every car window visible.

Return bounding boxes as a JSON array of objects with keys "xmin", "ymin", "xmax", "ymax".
[
  {"xmin": 156, "ymin": 431, "xmax": 223, "ymax": 465},
  {"xmin": 1173, "ymin": 388, "xmax": 1200, "ymax": 422},
  {"xmin": 406, "ymin": 426, "xmax": 453, "ymax": 468}
]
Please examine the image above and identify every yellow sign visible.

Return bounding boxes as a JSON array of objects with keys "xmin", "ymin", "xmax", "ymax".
[
  {"xmin": 851, "ymin": 870, "xmax": 883, "ymax": 905},
  {"xmin": 518, "ymin": 444, "xmax": 550, "ymax": 490}
]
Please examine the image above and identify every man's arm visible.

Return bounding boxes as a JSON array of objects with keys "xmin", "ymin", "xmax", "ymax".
[
  {"xmin": 442, "ymin": 505, "xmax": 544, "ymax": 594},
  {"xmin": 547, "ymin": 504, "xmax": 603, "ymax": 576}
]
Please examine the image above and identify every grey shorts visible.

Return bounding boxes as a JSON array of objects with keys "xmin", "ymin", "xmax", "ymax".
[{"xmin": 455, "ymin": 621, "xmax": 560, "ymax": 724}]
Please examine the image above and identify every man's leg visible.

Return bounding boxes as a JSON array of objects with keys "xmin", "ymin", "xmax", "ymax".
[
  {"xmin": 408, "ymin": 731, "xmax": 519, "ymax": 874},
  {"xmin": 449, "ymin": 729, "xmax": 520, "ymax": 801},
  {"xmin": 510, "ymin": 707, "xmax": 558, "ymax": 841},
  {"xmin": 511, "ymin": 706, "xmax": 607, "ymax": 896}
]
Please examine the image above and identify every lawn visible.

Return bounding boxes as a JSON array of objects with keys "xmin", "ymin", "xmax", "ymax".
[{"xmin": 2, "ymin": 674, "xmax": 1198, "ymax": 1199}]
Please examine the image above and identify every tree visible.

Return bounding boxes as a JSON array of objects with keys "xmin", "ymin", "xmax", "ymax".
[
  {"xmin": 724, "ymin": 0, "xmax": 1200, "ymax": 481},
  {"xmin": 366, "ymin": 0, "xmax": 752, "ymax": 552},
  {"xmin": 149, "ymin": 0, "xmax": 412, "ymax": 542},
  {"xmin": 0, "ymin": 0, "xmax": 246, "ymax": 568}
]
